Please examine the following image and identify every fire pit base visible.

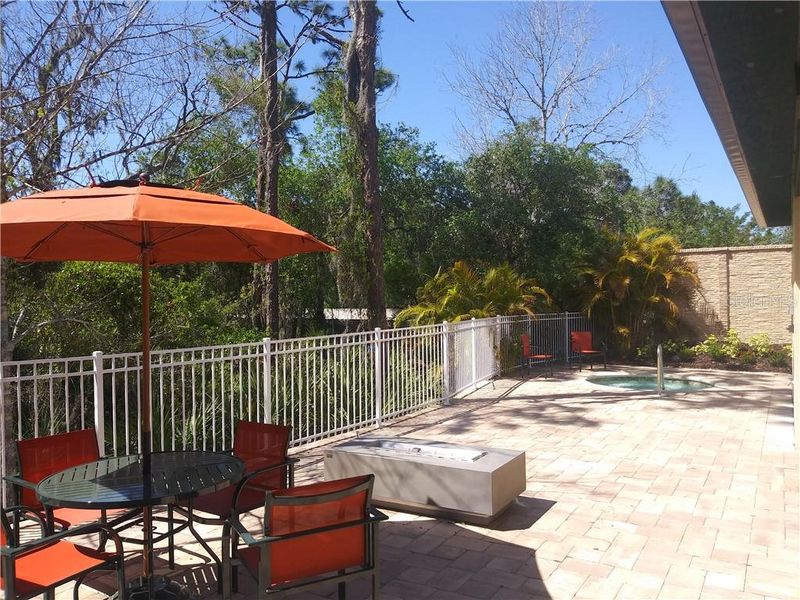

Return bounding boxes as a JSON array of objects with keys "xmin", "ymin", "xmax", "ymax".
[{"xmin": 324, "ymin": 437, "xmax": 526, "ymax": 525}]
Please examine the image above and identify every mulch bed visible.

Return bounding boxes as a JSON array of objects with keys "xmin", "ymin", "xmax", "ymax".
[{"xmin": 630, "ymin": 354, "xmax": 790, "ymax": 373}]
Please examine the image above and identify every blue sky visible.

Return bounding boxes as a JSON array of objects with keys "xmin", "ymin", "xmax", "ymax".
[{"xmin": 358, "ymin": 1, "xmax": 746, "ymax": 213}]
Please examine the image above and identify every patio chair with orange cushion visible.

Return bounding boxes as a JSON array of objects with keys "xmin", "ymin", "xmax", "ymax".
[
  {"xmin": 172, "ymin": 420, "xmax": 297, "ymax": 592},
  {"xmin": 4, "ymin": 429, "xmax": 139, "ymax": 541},
  {"xmin": 1, "ymin": 505, "xmax": 125, "ymax": 600},
  {"xmin": 521, "ymin": 333, "xmax": 554, "ymax": 376},
  {"xmin": 570, "ymin": 331, "xmax": 607, "ymax": 371},
  {"xmin": 223, "ymin": 474, "xmax": 387, "ymax": 600}
]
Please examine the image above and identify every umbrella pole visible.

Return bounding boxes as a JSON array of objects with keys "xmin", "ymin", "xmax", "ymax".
[{"xmin": 141, "ymin": 248, "xmax": 154, "ymax": 586}]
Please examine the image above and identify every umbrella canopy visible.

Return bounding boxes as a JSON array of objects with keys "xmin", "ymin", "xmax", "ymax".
[
  {"xmin": 0, "ymin": 179, "xmax": 334, "ymax": 263},
  {"xmin": 0, "ymin": 178, "xmax": 334, "ymax": 584}
]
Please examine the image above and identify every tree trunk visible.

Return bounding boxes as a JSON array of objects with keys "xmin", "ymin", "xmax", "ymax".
[
  {"xmin": 346, "ymin": 0, "xmax": 387, "ymax": 329},
  {"xmin": 1, "ymin": 166, "xmax": 18, "ymax": 499},
  {"xmin": 254, "ymin": 0, "xmax": 281, "ymax": 336}
]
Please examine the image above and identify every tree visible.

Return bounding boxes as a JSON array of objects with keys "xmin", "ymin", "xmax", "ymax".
[
  {"xmin": 583, "ymin": 227, "xmax": 699, "ymax": 354},
  {"xmin": 343, "ymin": 0, "xmax": 386, "ymax": 328},
  {"xmin": 203, "ymin": 0, "xmax": 343, "ymax": 336},
  {"xmin": 449, "ymin": 1, "xmax": 664, "ymax": 156},
  {"xmin": 454, "ymin": 126, "xmax": 632, "ymax": 305},
  {"xmin": 378, "ymin": 125, "xmax": 470, "ymax": 307},
  {"xmin": 395, "ymin": 261, "xmax": 550, "ymax": 326},
  {"xmin": 631, "ymin": 177, "xmax": 792, "ymax": 248},
  {"xmin": 0, "ymin": 0, "xmax": 235, "ymax": 476}
]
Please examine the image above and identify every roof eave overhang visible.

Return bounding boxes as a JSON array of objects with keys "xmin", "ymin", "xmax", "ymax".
[{"xmin": 663, "ymin": 1, "xmax": 767, "ymax": 226}]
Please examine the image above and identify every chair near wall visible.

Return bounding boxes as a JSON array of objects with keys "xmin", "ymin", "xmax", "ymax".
[
  {"xmin": 223, "ymin": 474, "xmax": 387, "ymax": 600},
  {"xmin": 4, "ymin": 429, "xmax": 139, "ymax": 539},
  {"xmin": 570, "ymin": 331, "xmax": 607, "ymax": 371},
  {"xmin": 521, "ymin": 333, "xmax": 554, "ymax": 376},
  {"xmin": 1, "ymin": 505, "xmax": 125, "ymax": 600},
  {"xmin": 172, "ymin": 420, "xmax": 296, "ymax": 592}
]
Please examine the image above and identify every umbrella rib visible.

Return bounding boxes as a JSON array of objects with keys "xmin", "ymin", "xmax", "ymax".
[
  {"xmin": 83, "ymin": 223, "xmax": 142, "ymax": 248},
  {"xmin": 148, "ymin": 226, "xmax": 206, "ymax": 246},
  {"xmin": 224, "ymin": 227, "xmax": 269, "ymax": 262},
  {"xmin": 23, "ymin": 222, "xmax": 69, "ymax": 260}
]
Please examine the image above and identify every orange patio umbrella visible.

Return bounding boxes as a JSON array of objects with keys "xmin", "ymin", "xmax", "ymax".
[{"xmin": 0, "ymin": 176, "xmax": 334, "ymax": 585}]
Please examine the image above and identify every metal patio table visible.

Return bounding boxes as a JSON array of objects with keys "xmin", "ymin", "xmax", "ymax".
[{"xmin": 37, "ymin": 450, "xmax": 245, "ymax": 599}]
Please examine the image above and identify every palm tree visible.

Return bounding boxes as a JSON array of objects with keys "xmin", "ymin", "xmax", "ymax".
[
  {"xmin": 395, "ymin": 261, "xmax": 551, "ymax": 326},
  {"xmin": 584, "ymin": 228, "xmax": 698, "ymax": 352}
]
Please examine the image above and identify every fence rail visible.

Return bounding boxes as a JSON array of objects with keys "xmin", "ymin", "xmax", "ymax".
[{"xmin": 0, "ymin": 312, "xmax": 590, "ymax": 499}]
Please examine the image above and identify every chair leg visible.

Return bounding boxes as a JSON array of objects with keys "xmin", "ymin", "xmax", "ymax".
[
  {"xmin": 117, "ymin": 557, "xmax": 127, "ymax": 600},
  {"xmin": 222, "ymin": 525, "xmax": 232, "ymax": 600},
  {"xmin": 372, "ymin": 521, "xmax": 381, "ymax": 599},
  {"xmin": 72, "ymin": 573, "xmax": 88, "ymax": 600},
  {"xmin": 338, "ymin": 580, "xmax": 346, "ymax": 600},
  {"xmin": 168, "ymin": 505, "xmax": 175, "ymax": 569}
]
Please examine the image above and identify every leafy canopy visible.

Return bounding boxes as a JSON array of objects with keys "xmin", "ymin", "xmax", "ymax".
[
  {"xmin": 583, "ymin": 227, "xmax": 699, "ymax": 353},
  {"xmin": 394, "ymin": 261, "xmax": 551, "ymax": 326}
]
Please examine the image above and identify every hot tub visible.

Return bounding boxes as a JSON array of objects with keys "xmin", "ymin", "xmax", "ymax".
[{"xmin": 324, "ymin": 437, "xmax": 526, "ymax": 524}]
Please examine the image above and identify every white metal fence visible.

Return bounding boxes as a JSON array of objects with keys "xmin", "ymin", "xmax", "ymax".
[{"xmin": 0, "ymin": 312, "xmax": 591, "ymax": 491}]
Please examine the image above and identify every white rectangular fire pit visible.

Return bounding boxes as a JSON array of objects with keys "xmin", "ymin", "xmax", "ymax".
[{"xmin": 324, "ymin": 437, "xmax": 526, "ymax": 524}]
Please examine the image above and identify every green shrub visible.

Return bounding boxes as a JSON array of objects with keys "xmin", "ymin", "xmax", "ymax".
[
  {"xmin": 738, "ymin": 348, "xmax": 757, "ymax": 365},
  {"xmin": 748, "ymin": 333, "xmax": 772, "ymax": 358},
  {"xmin": 691, "ymin": 329, "xmax": 742, "ymax": 360},
  {"xmin": 662, "ymin": 339, "xmax": 694, "ymax": 361},
  {"xmin": 635, "ymin": 343, "xmax": 655, "ymax": 361},
  {"xmin": 766, "ymin": 345, "xmax": 792, "ymax": 369}
]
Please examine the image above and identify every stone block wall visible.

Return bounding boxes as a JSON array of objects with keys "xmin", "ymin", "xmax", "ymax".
[{"xmin": 679, "ymin": 245, "xmax": 792, "ymax": 344}]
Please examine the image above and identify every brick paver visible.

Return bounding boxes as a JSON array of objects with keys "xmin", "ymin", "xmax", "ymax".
[{"xmin": 52, "ymin": 366, "xmax": 798, "ymax": 599}]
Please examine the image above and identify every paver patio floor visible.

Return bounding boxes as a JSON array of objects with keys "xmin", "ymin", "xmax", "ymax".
[{"xmin": 53, "ymin": 366, "xmax": 798, "ymax": 599}]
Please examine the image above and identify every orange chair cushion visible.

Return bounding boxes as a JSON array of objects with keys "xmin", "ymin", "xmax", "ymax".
[
  {"xmin": 6, "ymin": 540, "xmax": 113, "ymax": 598},
  {"xmin": 570, "ymin": 331, "xmax": 595, "ymax": 353},
  {"xmin": 233, "ymin": 421, "xmax": 291, "ymax": 490},
  {"xmin": 521, "ymin": 333, "xmax": 532, "ymax": 357},
  {"xmin": 51, "ymin": 507, "xmax": 119, "ymax": 530},
  {"xmin": 240, "ymin": 476, "xmax": 370, "ymax": 587},
  {"xmin": 185, "ymin": 484, "xmax": 266, "ymax": 519},
  {"xmin": 240, "ymin": 526, "xmax": 366, "ymax": 586},
  {"xmin": 17, "ymin": 429, "xmax": 99, "ymax": 509}
]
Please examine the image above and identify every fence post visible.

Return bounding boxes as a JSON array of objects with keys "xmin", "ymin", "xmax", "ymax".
[
  {"xmin": 494, "ymin": 315, "xmax": 502, "ymax": 376},
  {"xmin": 471, "ymin": 318, "xmax": 477, "ymax": 388},
  {"xmin": 262, "ymin": 338, "xmax": 272, "ymax": 424},
  {"xmin": 374, "ymin": 328, "xmax": 383, "ymax": 426},
  {"xmin": 442, "ymin": 321, "xmax": 451, "ymax": 405},
  {"xmin": 92, "ymin": 351, "xmax": 106, "ymax": 456},
  {"xmin": 564, "ymin": 312, "xmax": 570, "ymax": 365}
]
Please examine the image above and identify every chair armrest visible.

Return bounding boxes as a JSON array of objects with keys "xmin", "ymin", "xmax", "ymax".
[
  {"xmin": 2, "ymin": 505, "xmax": 47, "ymax": 543},
  {"xmin": 242, "ymin": 457, "xmax": 299, "ymax": 477},
  {"xmin": 3, "ymin": 474, "xmax": 37, "ymax": 492},
  {"xmin": 1, "ymin": 521, "xmax": 124, "ymax": 558},
  {"xmin": 227, "ymin": 514, "xmax": 259, "ymax": 546},
  {"xmin": 368, "ymin": 507, "xmax": 389, "ymax": 522},
  {"xmin": 232, "ymin": 459, "xmax": 297, "ymax": 512},
  {"xmin": 2, "ymin": 505, "xmax": 45, "ymax": 526}
]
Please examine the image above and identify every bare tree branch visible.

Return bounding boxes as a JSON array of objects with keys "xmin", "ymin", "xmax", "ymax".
[{"xmin": 447, "ymin": 1, "xmax": 666, "ymax": 158}]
